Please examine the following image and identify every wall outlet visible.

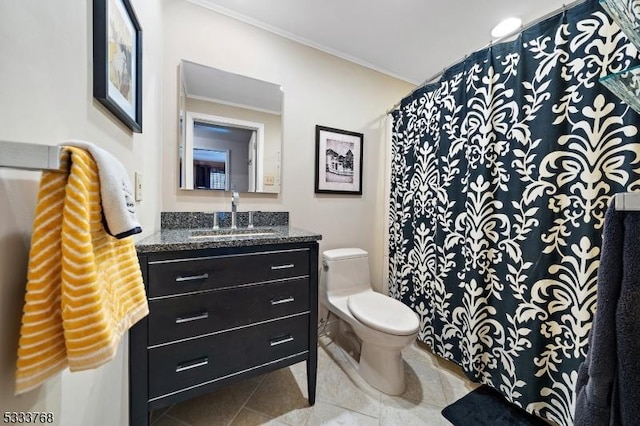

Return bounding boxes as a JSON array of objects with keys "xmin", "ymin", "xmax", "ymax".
[
  {"xmin": 134, "ymin": 171, "xmax": 143, "ymax": 201},
  {"xmin": 264, "ymin": 175, "xmax": 275, "ymax": 185}
]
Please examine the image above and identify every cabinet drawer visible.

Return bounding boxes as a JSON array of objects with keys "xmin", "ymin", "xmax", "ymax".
[
  {"xmin": 147, "ymin": 249, "xmax": 310, "ymax": 298},
  {"xmin": 148, "ymin": 278, "xmax": 310, "ymax": 346},
  {"xmin": 148, "ymin": 314, "xmax": 309, "ymax": 400}
]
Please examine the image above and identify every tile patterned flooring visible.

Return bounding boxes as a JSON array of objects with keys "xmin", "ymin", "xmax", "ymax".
[{"xmin": 150, "ymin": 329, "xmax": 480, "ymax": 426}]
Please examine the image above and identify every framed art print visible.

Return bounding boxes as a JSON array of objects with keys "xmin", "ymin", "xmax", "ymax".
[
  {"xmin": 93, "ymin": 0, "xmax": 143, "ymax": 133},
  {"xmin": 315, "ymin": 125, "xmax": 363, "ymax": 195}
]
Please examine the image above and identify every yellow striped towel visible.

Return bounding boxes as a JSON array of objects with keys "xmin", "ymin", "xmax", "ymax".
[{"xmin": 15, "ymin": 146, "xmax": 149, "ymax": 395}]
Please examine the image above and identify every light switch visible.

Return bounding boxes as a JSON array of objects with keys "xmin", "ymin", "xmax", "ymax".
[{"xmin": 134, "ymin": 171, "xmax": 143, "ymax": 201}]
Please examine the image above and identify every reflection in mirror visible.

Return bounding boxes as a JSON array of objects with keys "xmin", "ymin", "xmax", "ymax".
[
  {"xmin": 194, "ymin": 148, "xmax": 228, "ymax": 191},
  {"xmin": 178, "ymin": 60, "xmax": 283, "ymax": 193},
  {"xmin": 187, "ymin": 113, "xmax": 262, "ymax": 192}
]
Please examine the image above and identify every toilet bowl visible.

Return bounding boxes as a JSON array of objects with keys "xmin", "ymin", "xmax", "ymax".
[{"xmin": 320, "ymin": 248, "xmax": 420, "ymax": 395}]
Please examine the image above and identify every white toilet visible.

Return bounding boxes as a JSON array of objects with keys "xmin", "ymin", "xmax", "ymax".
[{"xmin": 320, "ymin": 248, "xmax": 420, "ymax": 395}]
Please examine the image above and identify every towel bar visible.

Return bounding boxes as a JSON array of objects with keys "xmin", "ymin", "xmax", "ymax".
[
  {"xmin": 0, "ymin": 140, "xmax": 63, "ymax": 172},
  {"xmin": 613, "ymin": 192, "xmax": 640, "ymax": 211}
]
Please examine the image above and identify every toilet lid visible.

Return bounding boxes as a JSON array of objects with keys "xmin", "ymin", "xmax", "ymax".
[{"xmin": 347, "ymin": 292, "xmax": 420, "ymax": 336}]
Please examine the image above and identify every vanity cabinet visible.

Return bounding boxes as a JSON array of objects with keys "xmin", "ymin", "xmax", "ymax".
[{"xmin": 129, "ymin": 241, "xmax": 319, "ymax": 426}]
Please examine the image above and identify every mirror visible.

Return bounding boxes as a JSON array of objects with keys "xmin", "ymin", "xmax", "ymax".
[{"xmin": 178, "ymin": 60, "xmax": 283, "ymax": 193}]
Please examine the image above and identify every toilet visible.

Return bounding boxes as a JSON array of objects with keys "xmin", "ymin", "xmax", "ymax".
[{"xmin": 320, "ymin": 248, "xmax": 420, "ymax": 395}]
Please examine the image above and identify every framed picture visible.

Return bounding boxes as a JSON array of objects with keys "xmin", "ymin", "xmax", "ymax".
[
  {"xmin": 93, "ymin": 0, "xmax": 142, "ymax": 133},
  {"xmin": 315, "ymin": 125, "xmax": 363, "ymax": 195}
]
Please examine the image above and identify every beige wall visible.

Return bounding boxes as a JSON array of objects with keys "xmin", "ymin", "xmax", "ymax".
[
  {"xmin": 0, "ymin": 0, "xmax": 413, "ymax": 424},
  {"xmin": 162, "ymin": 0, "xmax": 414, "ymax": 290},
  {"xmin": 0, "ymin": 0, "xmax": 163, "ymax": 425}
]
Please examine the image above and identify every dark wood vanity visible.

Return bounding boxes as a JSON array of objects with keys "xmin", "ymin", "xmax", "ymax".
[{"xmin": 129, "ymin": 225, "xmax": 320, "ymax": 426}]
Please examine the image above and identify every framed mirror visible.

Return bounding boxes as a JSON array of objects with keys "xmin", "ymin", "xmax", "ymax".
[{"xmin": 178, "ymin": 60, "xmax": 283, "ymax": 193}]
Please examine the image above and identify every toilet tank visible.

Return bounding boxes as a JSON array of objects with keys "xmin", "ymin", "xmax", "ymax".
[{"xmin": 321, "ymin": 248, "xmax": 371, "ymax": 297}]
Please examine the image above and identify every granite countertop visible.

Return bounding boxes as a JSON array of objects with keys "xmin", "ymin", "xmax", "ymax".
[{"xmin": 135, "ymin": 225, "xmax": 322, "ymax": 253}]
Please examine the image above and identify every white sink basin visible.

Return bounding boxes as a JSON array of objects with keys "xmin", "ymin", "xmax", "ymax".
[{"xmin": 189, "ymin": 228, "xmax": 277, "ymax": 239}]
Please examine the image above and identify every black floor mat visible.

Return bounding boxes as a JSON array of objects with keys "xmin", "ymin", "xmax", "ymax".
[{"xmin": 441, "ymin": 385, "xmax": 549, "ymax": 425}]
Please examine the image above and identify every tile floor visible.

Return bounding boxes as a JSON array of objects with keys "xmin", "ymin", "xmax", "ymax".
[{"xmin": 149, "ymin": 327, "xmax": 480, "ymax": 426}]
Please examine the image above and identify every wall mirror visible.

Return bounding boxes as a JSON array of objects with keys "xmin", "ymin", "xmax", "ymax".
[{"xmin": 178, "ymin": 60, "xmax": 283, "ymax": 193}]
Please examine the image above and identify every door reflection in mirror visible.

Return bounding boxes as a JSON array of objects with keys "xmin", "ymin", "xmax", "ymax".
[
  {"xmin": 193, "ymin": 148, "xmax": 229, "ymax": 191},
  {"xmin": 178, "ymin": 60, "xmax": 283, "ymax": 193},
  {"xmin": 193, "ymin": 122, "xmax": 256, "ymax": 191},
  {"xmin": 182, "ymin": 112, "xmax": 264, "ymax": 192}
]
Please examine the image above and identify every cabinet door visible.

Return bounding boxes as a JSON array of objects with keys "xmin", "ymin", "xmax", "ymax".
[
  {"xmin": 148, "ymin": 313, "xmax": 310, "ymax": 400},
  {"xmin": 147, "ymin": 249, "xmax": 310, "ymax": 298},
  {"xmin": 148, "ymin": 278, "xmax": 310, "ymax": 346}
]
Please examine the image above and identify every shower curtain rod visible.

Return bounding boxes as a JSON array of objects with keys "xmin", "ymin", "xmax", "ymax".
[{"xmin": 385, "ymin": 0, "xmax": 588, "ymax": 115}]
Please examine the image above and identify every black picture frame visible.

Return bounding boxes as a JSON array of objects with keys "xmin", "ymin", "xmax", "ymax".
[
  {"xmin": 315, "ymin": 125, "xmax": 363, "ymax": 195},
  {"xmin": 93, "ymin": 0, "xmax": 143, "ymax": 133}
]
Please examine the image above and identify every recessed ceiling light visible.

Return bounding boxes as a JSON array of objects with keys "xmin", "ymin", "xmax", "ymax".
[{"xmin": 491, "ymin": 17, "xmax": 522, "ymax": 38}]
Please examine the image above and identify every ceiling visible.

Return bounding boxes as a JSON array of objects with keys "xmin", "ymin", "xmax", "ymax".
[{"xmin": 188, "ymin": 0, "xmax": 570, "ymax": 85}]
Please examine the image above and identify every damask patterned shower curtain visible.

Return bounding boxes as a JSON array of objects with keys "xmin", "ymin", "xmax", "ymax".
[{"xmin": 389, "ymin": 1, "xmax": 640, "ymax": 425}]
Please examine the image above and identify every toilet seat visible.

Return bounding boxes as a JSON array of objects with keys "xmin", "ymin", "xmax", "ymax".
[{"xmin": 347, "ymin": 291, "xmax": 419, "ymax": 336}]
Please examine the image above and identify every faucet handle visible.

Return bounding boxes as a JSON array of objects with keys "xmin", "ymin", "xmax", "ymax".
[
  {"xmin": 232, "ymin": 191, "xmax": 239, "ymax": 205},
  {"xmin": 248, "ymin": 211, "xmax": 254, "ymax": 229}
]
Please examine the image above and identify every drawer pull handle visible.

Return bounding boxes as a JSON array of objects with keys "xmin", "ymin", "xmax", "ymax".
[
  {"xmin": 176, "ymin": 357, "xmax": 209, "ymax": 373},
  {"xmin": 271, "ymin": 264, "xmax": 294, "ymax": 270},
  {"xmin": 175, "ymin": 312, "xmax": 209, "ymax": 324},
  {"xmin": 270, "ymin": 335, "xmax": 294, "ymax": 347},
  {"xmin": 271, "ymin": 297, "xmax": 295, "ymax": 305},
  {"xmin": 175, "ymin": 273, "xmax": 209, "ymax": 282}
]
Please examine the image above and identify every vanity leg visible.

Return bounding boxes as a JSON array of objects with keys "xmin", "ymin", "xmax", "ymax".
[
  {"xmin": 307, "ymin": 242, "xmax": 318, "ymax": 405},
  {"xmin": 129, "ymin": 318, "xmax": 149, "ymax": 426},
  {"xmin": 307, "ymin": 351, "xmax": 317, "ymax": 405},
  {"xmin": 129, "ymin": 258, "xmax": 149, "ymax": 426}
]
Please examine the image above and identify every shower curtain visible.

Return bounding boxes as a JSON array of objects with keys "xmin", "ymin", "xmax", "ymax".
[{"xmin": 389, "ymin": 1, "xmax": 640, "ymax": 425}]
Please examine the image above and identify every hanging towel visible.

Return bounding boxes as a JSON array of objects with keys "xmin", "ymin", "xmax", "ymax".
[
  {"xmin": 65, "ymin": 140, "xmax": 141, "ymax": 239},
  {"xmin": 575, "ymin": 202, "xmax": 640, "ymax": 425},
  {"xmin": 15, "ymin": 146, "xmax": 149, "ymax": 395}
]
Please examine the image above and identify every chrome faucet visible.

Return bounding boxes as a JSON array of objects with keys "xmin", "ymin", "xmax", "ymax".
[
  {"xmin": 231, "ymin": 191, "xmax": 239, "ymax": 229},
  {"xmin": 212, "ymin": 211, "xmax": 219, "ymax": 230}
]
